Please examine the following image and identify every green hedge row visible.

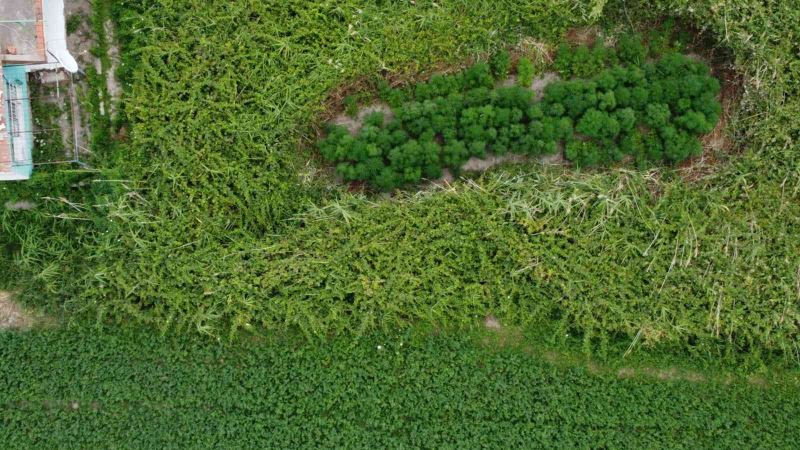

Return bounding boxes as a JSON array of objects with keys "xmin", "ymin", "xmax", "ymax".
[
  {"xmin": 320, "ymin": 42, "xmax": 721, "ymax": 190},
  {"xmin": 2, "ymin": 328, "xmax": 798, "ymax": 449}
]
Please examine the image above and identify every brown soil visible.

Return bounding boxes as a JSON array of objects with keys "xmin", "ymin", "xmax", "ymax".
[
  {"xmin": 331, "ymin": 103, "xmax": 394, "ymax": 135},
  {"xmin": 565, "ymin": 26, "xmax": 602, "ymax": 47},
  {"xmin": 0, "ymin": 292, "xmax": 36, "ymax": 330}
]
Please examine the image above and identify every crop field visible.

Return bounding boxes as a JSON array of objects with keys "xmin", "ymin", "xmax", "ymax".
[
  {"xmin": 1, "ymin": 0, "xmax": 800, "ymax": 446},
  {"xmin": 2, "ymin": 327, "xmax": 800, "ymax": 448}
]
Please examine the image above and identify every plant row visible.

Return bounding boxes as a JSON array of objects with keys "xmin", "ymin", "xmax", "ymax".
[
  {"xmin": 3, "ymin": 328, "xmax": 799, "ymax": 448},
  {"xmin": 319, "ymin": 38, "xmax": 721, "ymax": 190}
]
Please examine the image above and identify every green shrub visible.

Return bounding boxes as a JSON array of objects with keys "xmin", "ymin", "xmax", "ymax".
[
  {"xmin": 644, "ymin": 103, "xmax": 671, "ymax": 128},
  {"xmin": 660, "ymin": 126, "xmax": 702, "ymax": 162},
  {"xmin": 490, "ymin": 50, "xmax": 511, "ymax": 79},
  {"xmin": 344, "ymin": 95, "xmax": 359, "ymax": 118},
  {"xmin": 516, "ymin": 57, "xmax": 535, "ymax": 87},
  {"xmin": 618, "ymin": 33, "xmax": 647, "ymax": 65},
  {"xmin": 569, "ymin": 45, "xmax": 594, "ymax": 78},
  {"xmin": 614, "ymin": 107, "xmax": 637, "ymax": 131},
  {"xmin": 463, "ymin": 62, "xmax": 495, "ymax": 90},
  {"xmin": 554, "ymin": 43, "xmax": 573, "ymax": 76},
  {"xmin": 577, "ymin": 109, "xmax": 621, "ymax": 140},
  {"xmin": 565, "ymin": 140, "xmax": 602, "ymax": 166},
  {"xmin": 378, "ymin": 79, "xmax": 409, "ymax": 108}
]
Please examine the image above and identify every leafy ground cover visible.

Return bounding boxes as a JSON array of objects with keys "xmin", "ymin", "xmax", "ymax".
[
  {"xmin": 1, "ymin": 2, "xmax": 799, "ymax": 446},
  {"xmin": 1, "ymin": 327, "xmax": 799, "ymax": 449},
  {"xmin": 0, "ymin": 0, "xmax": 798, "ymax": 367},
  {"xmin": 319, "ymin": 42, "xmax": 721, "ymax": 190}
]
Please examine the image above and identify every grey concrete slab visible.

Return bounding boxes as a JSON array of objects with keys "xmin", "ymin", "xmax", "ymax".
[{"xmin": 0, "ymin": 0, "xmax": 38, "ymax": 56}]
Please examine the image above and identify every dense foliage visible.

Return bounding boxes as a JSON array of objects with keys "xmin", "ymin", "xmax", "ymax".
[
  {"xmin": 319, "ymin": 41, "xmax": 721, "ymax": 190},
  {"xmin": 516, "ymin": 57, "xmax": 535, "ymax": 87},
  {"xmin": 2, "ymin": 328, "xmax": 799, "ymax": 449},
  {"xmin": 1, "ymin": 0, "xmax": 799, "ymax": 366}
]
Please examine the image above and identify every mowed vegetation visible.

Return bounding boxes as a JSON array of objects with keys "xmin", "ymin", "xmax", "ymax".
[{"xmin": 0, "ymin": 1, "xmax": 798, "ymax": 360}]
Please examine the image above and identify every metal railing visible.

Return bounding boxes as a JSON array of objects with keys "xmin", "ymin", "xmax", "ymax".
[{"xmin": 1, "ymin": 70, "xmax": 87, "ymax": 168}]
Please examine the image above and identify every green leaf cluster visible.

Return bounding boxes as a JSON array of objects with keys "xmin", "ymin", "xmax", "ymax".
[
  {"xmin": 516, "ymin": 57, "xmax": 535, "ymax": 87},
  {"xmin": 544, "ymin": 48, "xmax": 721, "ymax": 167}
]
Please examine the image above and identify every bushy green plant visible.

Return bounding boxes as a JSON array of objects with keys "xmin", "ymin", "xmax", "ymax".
[
  {"xmin": 660, "ymin": 126, "xmax": 702, "ymax": 162},
  {"xmin": 565, "ymin": 140, "xmax": 602, "ymax": 166},
  {"xmin": 378, "ymin": 79, "xmax": 409, "ymax": 108},
  {"xmin": 569, "ymin": 45, "xmax": 594, "ymax": 78},
  {"xmin": 644, "ymin": 103, "xmax": 671, "ymax": 128},
  {"xmin": 463, "ymin": 62, "xmax": 495, "ymax": 90},
  {"xmin": 516, "ymin": 57, "xmax": 535, "ymax": 87},
  {"xmin": 490, "ymin": 50, "xmax": 511, "ymax": 79},
  {"xmin": 617, "ymin": 33, "xmax": 647, "ymax": 65},
  {"xmin": 576, "ymin": 109, "xmax": 621, "ymax": 140},
  {"xmin": 556, "ymin": 43, "xmax": 615, "ymax": 79},
  {"xmin": 344, "ymin": 95, "xmax": 359, "ymax": 118},
  {"xmin": 554, "ymin": 43, "xmax": 573, "ymax": 76}
]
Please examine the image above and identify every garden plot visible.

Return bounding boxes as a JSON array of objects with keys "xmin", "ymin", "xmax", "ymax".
[
  {"xmin": 331, "ymin": 71, "xmax": 566, "ymax": 183},
  {"xmin": 320, "ymin": 34, "xmax": 724, "ymax": 192}
]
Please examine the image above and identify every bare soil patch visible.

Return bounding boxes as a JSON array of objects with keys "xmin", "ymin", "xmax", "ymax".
[
  {"xmin": 331, "ymin": 103, "xmax": 394, "ymax": 135},
  {"xmin": 565, "ymin": 26, "xmax": 601, "ymax": 47},
  {"xmin": 0, "ymin": 292, "xmax": 38, "ymax": 330}
]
